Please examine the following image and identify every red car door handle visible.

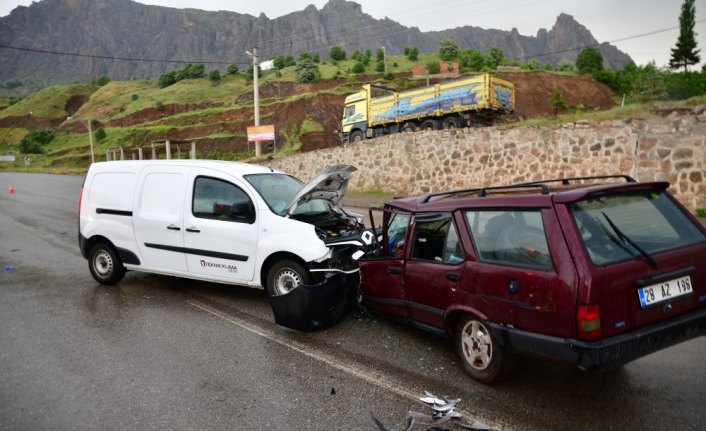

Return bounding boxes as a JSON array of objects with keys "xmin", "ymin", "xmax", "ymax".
[
  {"xmin": 446, "ymin": 272, "xmax": 460, "ymax": 281},
  {"xmin": 387, "ymin": 267, "xmax": 402, "ymax": 275}
]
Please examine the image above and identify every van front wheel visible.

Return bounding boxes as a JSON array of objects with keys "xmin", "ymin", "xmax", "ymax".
[
  {"xmin": 266, "ymin": 259, "xmax": 311, "ymax": 296},
  {"xmin": 88, "ymin": 242, "xmax": 126, "ymax": 285},
  {"xmin": 455, "ymin": 316, "xmax": 513, "ymax": 383}
]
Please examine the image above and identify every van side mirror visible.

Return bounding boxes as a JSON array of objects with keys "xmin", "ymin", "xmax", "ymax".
[{"xmin": 230, "ymin": 201, "xmax": 255, "ymax": 224}]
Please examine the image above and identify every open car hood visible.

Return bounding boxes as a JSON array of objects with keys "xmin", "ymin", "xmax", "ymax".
[{"xmin": 283, "ymin": 164, "xmax": 357, "ymax": 215}]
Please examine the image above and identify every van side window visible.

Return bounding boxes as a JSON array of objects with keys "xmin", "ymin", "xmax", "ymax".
[
  {"xmin": 411, "ymin": 213, "xmax": 463, "ymax": 264},
  {"xmin": 465, "ymin": 210, "xmax": 552, "ymax": 269},
  {"xmin": 193, "ymin": 177, "xmax": 253, "ymax": 223}
]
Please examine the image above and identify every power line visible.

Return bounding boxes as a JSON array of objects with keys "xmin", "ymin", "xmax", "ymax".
[
  {"xmin": 0, "ymin": 43, "xmax": 250, "ymax": 66},
  {"xmin": 518, "ymin": 18, "xmax": 706, "ymax": 61}
]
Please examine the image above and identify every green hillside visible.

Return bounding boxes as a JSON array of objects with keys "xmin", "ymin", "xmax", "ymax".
[{"xmin": 1, "ymin": 50, "xmax": 704, "ymax": 174}]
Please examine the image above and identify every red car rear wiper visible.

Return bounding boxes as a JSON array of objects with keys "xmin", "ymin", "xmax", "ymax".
[{"xmin": 602, "ymin": 212, "xmax": 658, "ymax": 269}]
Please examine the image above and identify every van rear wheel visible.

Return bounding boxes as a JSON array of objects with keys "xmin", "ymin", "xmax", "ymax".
[
  {"xmin": 266, "ymin": 259, "xmax": 311, "ymax": 296},
  {"xmin": 88, "ymin": 242, "xmax": 126, "ymax": 285},
  {"xmin": 455, "ymin": 316, "xmax": 513, "ymax": 383}
]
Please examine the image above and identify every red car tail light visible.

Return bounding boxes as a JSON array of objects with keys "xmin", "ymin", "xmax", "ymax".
[{"xmin": 577, "ymin": 304, "xmax": 602, "ymax": 341}]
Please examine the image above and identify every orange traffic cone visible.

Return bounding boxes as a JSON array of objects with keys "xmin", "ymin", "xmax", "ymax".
[{"xmin": 8, "ymin": 185, "xmax": 14, "ymax": 194}]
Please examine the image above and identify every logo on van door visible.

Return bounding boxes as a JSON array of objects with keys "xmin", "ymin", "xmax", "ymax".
[{"xmin": 200, "ymin": 259, "xmax": 238, "ymax": 273}]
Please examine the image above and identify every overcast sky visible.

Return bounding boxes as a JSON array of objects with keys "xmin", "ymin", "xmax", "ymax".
[{"xmin": 2, "ymin": 0, "xmax": 705, "ymax": 69}]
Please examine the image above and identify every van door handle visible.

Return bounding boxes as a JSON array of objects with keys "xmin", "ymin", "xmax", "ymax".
[
  {"xmin": 387, "ymin": 267, "xmax": 402, "ymax": 275},
  {"xmin": 185, "ymin": 227, "xmax": 201, "ymax": 233},
  {"xmin": 167, "ymin": 224, "xmax": 181, "ymax": 231},
  {"xmin": 446, "ymin": 272, "xmax": 460, "ymax": 281}
]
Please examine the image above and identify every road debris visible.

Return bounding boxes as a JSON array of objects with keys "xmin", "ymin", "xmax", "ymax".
[{"xmin": 371, "ymin": 391, "xmax": 493, "ymax": 431}]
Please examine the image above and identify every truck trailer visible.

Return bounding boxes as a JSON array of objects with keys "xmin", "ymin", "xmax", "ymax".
[{"xmin": 340, "ymin": 73, "xmax": 515, "ymax": 144}]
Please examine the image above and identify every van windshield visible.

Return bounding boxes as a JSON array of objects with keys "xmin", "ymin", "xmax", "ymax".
[
  {"xmin": 244, "ymin": 173, "xmax": 330, "ymax": 216},
  {"xmin": 570, "ymin": 189, "xmax": 706, "ymax": 266}
]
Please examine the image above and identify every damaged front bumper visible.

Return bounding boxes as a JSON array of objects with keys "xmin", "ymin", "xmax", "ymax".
[{"xmin": 268, "ymin": 272, "xmax": 358, "ymax": 331}]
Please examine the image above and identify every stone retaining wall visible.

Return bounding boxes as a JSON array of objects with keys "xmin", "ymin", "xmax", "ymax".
[{"xmin": 265, "ymin": 113, "xmax": 706, "ymax": 212}]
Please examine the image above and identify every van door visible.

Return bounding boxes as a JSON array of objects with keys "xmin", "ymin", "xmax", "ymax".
[
  {"xmin": 183, "ymin": 170, "xmax": 258, "ymax": 282},
  {"xmin": 133, "ymin": 166, "xmax": 189, "ymax": 272}
]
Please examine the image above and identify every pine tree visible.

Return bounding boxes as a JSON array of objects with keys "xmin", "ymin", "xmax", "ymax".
[{"xmin": 669, "ymin": 0, "xmax": 701, "ymax": 72}]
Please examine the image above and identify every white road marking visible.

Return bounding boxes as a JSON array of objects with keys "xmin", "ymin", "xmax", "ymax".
[{"xmin": 186, "ymin": 298, "xmax": 506, "ymax": 430}]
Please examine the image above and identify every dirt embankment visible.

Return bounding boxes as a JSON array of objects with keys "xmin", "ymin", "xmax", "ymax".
[{"xmin": 8, "ymin": 72, "xmax": 616, "ymax": 156}]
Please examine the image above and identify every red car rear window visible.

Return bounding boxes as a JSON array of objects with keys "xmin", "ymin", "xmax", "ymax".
[{"xmin": 571, "ymin": 190, "xmax": 706, "ymax": 266}]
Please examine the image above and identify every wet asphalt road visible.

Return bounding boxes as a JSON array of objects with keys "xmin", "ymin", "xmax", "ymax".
[{"xmin": 1, "ymin": 171, "xmax": 705, "ymax": 431}]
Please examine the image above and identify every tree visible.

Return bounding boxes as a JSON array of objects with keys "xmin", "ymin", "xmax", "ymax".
[
  {"xmin": 575, "ymin": 48, "xmax": 604, "ymax": 75},
  {"xmin": 376, "ymin": 48, "xmax": 385, "ymax": 62},
  {"xmin": 548, "ymin": 90, "xmax": 567, "ymax": 117},
  {"xmin": 458, "ymin": 49, "xmax": 486, "ymax": 71},
  {"xmin": 404, "ymin": 46, "xmax": 419, "ymax": 61},
  {"xmin": 670, "ymin": 0, "xmax": 701, "ymax": 71},
  {"xmin": 273, "ymin": 55, "xmax": 295, "ymax": 70},
  {"xmin": 295, "ymin": 58, "xmax": 320, "ymax": 82},
  {"xmin": 486, "ymin": 46, "xmax": 504, "ymax": 69},
  {"xmin": 329, "ymin": 45, "xmax": 346, "ymax": 61},
  {"xmin": 438, "ymin": 38, "xmax": 459, "ymax": 61},
  {"xmin": 226, "ymin": 64, "xmax": 239, "ymax": 75}
]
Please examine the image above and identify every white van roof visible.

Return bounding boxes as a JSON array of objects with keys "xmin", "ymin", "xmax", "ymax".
[{"xmin": 88, "ymin": 159, "xmax": 283, "ymax": 176}]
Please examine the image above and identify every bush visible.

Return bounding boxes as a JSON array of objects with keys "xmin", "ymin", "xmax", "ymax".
[
  {"xmin": 426, "ymin": 61, "xmax": 441, "ymax": 74},
  {"xmin": 158, "ymin": 71, "xmax": 177, "ymax": 88},
  {"xmin": 94, "ymin": 128, "xmax": 106, "ymax": 141},
  {"xmin": 208, "ymin": 69, "xmax": 221, "ymax": 82},
  {"xmin": 25, "ymin": 128, "xmax": 55, "ymax": 146},
  {"xmin": 155, "ymin": 101, "xmax": 164, "ymax": 111},
  {"xmin": 384, "ymin": 72, "xmax": 395, "ymax": 81},
  {"xmin": 329, "ymin": 45, "xmax": 346, "ymax": 61},
  {"xmin": 131, "ymin": 94, "xmax": 139, "ymax": 101},
  {"xmin": 556, "ymin": 60, "xmax": 575, "ymax": 72},
  {"xmin": 91, "ymin": 75, "xmax": 111, "ymax": 86},
  {"xmin": 352, "ymin": 62, "xmax": 365, "ymax": 74},
  {"xmin": 295, "ymin": 58, "xmax": 320, "ymax": 83},
  {"xmin": 19, "ymin": 138, "xmax": 42, "ymax": 154},
  {"xmin": 376, "ymin": 62, "xmax": 385, "ymax": 73},
  {"xmin": 459, "ymin": 49, "xmax": 486, "ymax": 71},
  {"xmin": 227, "ymin": 64, "xmax": 239, "ymax": 75}
]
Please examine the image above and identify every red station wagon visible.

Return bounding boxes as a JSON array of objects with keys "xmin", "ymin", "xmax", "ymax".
[{"xmin": 358, "ymin": 176, "xmax": 706, "ymax": 383}]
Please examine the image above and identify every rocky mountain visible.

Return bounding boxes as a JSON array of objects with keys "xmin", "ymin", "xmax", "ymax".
[{"xmin": 0, "ymin": 0, "xmax": 632, "ymax": 92}]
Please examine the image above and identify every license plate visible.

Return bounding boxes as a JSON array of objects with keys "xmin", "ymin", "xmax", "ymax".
[{"xmin": 638, "ymin": 275, "xmax": 693, "ymax": 309}]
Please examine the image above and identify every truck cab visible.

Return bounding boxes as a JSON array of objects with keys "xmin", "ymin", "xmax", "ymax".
[{"xmin": 341, "ymin": 88, "xmax": 369, "ymax": 143}]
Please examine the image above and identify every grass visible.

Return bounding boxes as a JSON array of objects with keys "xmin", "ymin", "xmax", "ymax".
[{"xmin": 0, "ymin": 83, "xmax": 97, "ymax": 120}]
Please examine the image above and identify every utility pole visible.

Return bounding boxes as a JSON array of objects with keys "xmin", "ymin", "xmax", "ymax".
[
  {"xmin": 87, "ymin": 119, "xmax": 95, "ymax": 163},
  {"xmin": 247, "ymin": 46, "xmax": 262, "ymax": 157}
]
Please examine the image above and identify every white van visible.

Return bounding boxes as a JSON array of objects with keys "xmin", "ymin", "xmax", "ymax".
[{"xmin": 78, "ymin": 160, "xmax": 372, "ymax": 329}]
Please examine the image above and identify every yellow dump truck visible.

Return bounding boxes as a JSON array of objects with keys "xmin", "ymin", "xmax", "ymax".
[{"xmin": 341, "ymin": 73, "xmax": 514, "ymax": 143}]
